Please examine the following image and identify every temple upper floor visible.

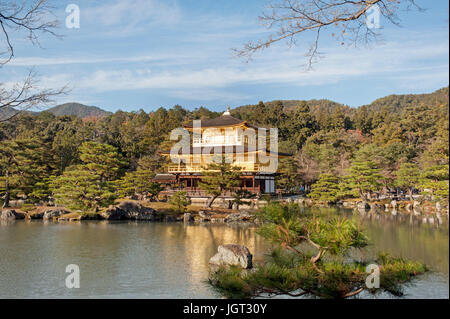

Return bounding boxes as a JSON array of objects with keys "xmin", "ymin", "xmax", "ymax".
[{"xmin": 184, "ymin": 107, "xmax": 261, "ymax": 147}]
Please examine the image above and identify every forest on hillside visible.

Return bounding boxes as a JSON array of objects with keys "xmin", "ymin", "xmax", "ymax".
[{"xmin": 0, "ymin": 87, "xmax": 448, "ymax": 210}]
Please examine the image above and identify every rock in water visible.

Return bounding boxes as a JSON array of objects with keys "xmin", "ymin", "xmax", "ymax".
[
  {"xmin": 43, "ymin": 208, "xmax": 71, "ymax": 220},
  {"xmin": 100, "ymin": 201, "xmax": 157, "ymax": 220},
  {"xmin": 209, "ymin": 244, "xmax": 253, "ymax": 269},
  {"xmin": 0, "ymin": 209, "xmax": 26, "ymax": 220}
]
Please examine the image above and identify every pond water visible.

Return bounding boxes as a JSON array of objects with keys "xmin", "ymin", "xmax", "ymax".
[{"xmin": 0, "ymin": 208, "xmax": 448, "ymax": 299}]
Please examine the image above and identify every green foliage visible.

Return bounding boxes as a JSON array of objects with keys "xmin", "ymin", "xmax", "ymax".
[
  {"xmin": 0, "ymin": 88, "xmax": 448, "ymax": 208},
  {"xmin": 339, "ymin": 146, "xmax": 384, "ymax": 200},
  {"xmin": 114, "ymin": 170, "xmax": 162, "ymax": 200},
  {"xmin": 50, "ymin": 166, "xmax": 116, "ymax": 211},
  {"xmin": 394, "ymin": 163, "xmax": 421, "ymax": 200},
  {"xmin": 0, "ymin": 138, "xmax": 55, "ymax": 205},
  {"xmin": 308, "ymin": 173, "xmax": 340, "ymax": 203},
  {"xmin": 419, "ymin": 164, "xmax": 449, "ymax": 199},
  {"xmin": 199, "ymin": 156, "xmax": 242, "ymax": 207},
  {"xmin": 210, "ymin": 203, "xmax": 428, "ymax": 299},
  {"xmin": 79, "ymin": 141, "xmax": 127, "ymax": 182},
  {"xmin": 169, "ymin": 191, "xmax": 191, "ymax": 213},
  {"xmin": 50, "ymin": 142, "xmax": 126, "ymax": 211}
]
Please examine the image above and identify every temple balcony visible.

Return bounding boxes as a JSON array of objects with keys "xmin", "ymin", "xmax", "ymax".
[
  {"xmin": 168, "ymin": 162, "xmax": 268, "ymax": 173},
  {"xmin": 192, "ymin": 135, "xmax": 243, "ymax": 147}
]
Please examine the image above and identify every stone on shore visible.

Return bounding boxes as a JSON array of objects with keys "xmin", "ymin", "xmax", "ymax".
[
  {"xmin": 209, "ymin": 244, "xmax": 253, "ymax": 269},
  {"xmin": 224, "ymin": 211, "xmax": 253, "ymax": 222},
  {"xmin": 1, "ymin": 209, "xmax": 26, "ymax": 220},
  {"xmin": 100, "ymin": 201, "xmax": 157, "ymax": 220},
  {"xmin": 43, "ymin": 208, "xmax": 72, "ymax": 220}
]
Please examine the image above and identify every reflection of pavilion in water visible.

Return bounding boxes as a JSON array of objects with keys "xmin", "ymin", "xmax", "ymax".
[{"xmin": 158, "ymin": 224, "xmax": 268, "ymax": 285}]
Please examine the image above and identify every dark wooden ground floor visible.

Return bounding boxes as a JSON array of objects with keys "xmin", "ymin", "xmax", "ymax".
[{"xmin": 156, "ymin": 173, "xmax": 276, "ymax": 197}]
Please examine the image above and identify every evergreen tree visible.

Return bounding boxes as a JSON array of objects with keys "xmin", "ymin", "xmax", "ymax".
[
  {"xmin": 199, "ymin": 156, "xmax": 242, "ymax": 208},
  {"xmin": 308, "ymin": 173, "xmax": 340, "ymax": 203},
  {"xmin": 343, "ymin": 145, "xmax": 383, "ymax": 200},
  {"xmin": 115, "ymin": 170, "xmax": 162, "ymax": 201},
  {"xmin": 277, "ymin": 157, "xmax": 299, "ymax": 193},
  {"xmin": 209, "ymin": 203, "xmax": 428, "ymax": 299},
  {"xmin": 394, "ymin": 163, "xmax": 421, "ymax": 201},
  {"xmin": 169, "ymin": 191, "xmax": 191, "ymax": 213},
  {"xmin": 420, "ymin": 164, "xmax": 449, "ymax": 200},
  {"xmin": 0, "ymin": 139, "xmax": 54, "ymax": 207},
  {"xmin": 50, "ymin": 142, "xmax": 126, "ymax": 211},
  {"xmin": 50, "ymin": 167, "xmax": 115, "ymax": 212},
  {"xmin": 285, "ymin": 102, "xmax": 317, "ymax": 148},
  {"xmin": 78, "ymin": 141, "xmax": 127, "ymax": 182}
]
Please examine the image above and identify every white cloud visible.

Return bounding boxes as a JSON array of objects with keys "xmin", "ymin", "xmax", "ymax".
[
  {"xmin": 82, "ymin": 0, "xmax": 181, "ymax": 29},
  {"xmin": 33, "ymin": 34, "xmax": 444, "ymax": 93}
]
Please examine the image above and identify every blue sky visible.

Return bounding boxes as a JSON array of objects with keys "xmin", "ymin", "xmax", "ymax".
[{"xmin": 2, "ymin": 0, "xmax": 449, "ymax": 113}]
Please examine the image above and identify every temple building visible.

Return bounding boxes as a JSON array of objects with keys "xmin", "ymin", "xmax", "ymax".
[{"xmin": 155, "ymin": 108, "xmax": 290, "ymax": 197}]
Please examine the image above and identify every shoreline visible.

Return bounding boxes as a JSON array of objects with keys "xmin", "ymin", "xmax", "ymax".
[{"xmin": 1, "ymin": 197, "xmax": 448, "ymax": 225}]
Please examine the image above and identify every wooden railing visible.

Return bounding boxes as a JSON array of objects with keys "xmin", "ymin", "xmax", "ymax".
[
  {"xmin": 161, "ymin": 187, "xmax": 262, "ymax": 197},
  {"xmin": 168, "ymin": 163, "xmax": 265, "ymax": 173}
]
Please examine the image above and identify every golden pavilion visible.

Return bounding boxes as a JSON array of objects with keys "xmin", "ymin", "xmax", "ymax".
[{"xmin": 156, "ymin": 107, "xmax": 290, "ymax": 196}]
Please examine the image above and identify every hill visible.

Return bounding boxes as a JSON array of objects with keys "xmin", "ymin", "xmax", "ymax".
[
  {"xmin": 45, "ymin": 103, "xmax": 111, "ymax": 118},
  {"xmin": 232, "ymin": 87, "xmax": 448, "ymax": 121},
  {"xmin": 0, "ymin": 102, "xmax": 111, "ymax": 121}
]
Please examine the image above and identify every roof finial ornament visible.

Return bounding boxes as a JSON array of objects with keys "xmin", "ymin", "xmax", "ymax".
[{"xmin": 223, "ymin": 106, "xmax": 231, "ymax": 116}]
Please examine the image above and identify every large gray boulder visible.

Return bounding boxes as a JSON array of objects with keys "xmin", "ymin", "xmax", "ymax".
[
  {"xmin": 209, "ymin": 244, "xmax": 253, "ymax": 269},
  {"xmin": 224, "ymin": 213, "xmax": 242, "ymax": 223},
  {"xmin": 1, "ymin": 209, "xmax": 26, "ymax": 220},
  {"xmin": 43, "ymin": 208, "xmax": 71, "ymax": 220},
  {"xmin": 100, "ymin": 201, "xmax": 157, "ymax": 220}
]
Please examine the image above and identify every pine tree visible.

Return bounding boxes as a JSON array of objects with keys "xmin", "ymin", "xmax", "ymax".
[
  {"xmin": 342, "ymin": 160, "xmax": 383, "ymax": 201},
  {"xmin": 50, "ymin": 167, "xmax": 115, "ymax": 211},
  {"xmin": 420, "ymin": 164, "xmax": 449, "ymax": 200},
  {"xmin": 209, "ymin": 203, "xmax": 428, "ymax": 299},
  {"xmin": 0, "ymin": 138, "xmax": 54, "ymax": 207},
  {"xmin": 199, "ymin": 156, "xmax": 242, "ymax": 208},
  {"xmin": 394, "ymin": 163, "xmax": 421, "ymax": 201},
  {"xmin": 277, "ymin": 157, "xmax": 299, "ymax": 193},
  {"xmin": 308, "ymin": 173, "xmax": 340, "ymax": 203},
  {"xmin": 114, "ymin": 170, "xmax": 162, "ymax": 201},
  {"xmin": 78, "ymin": 141, "xmax": 127, "ymax": 182},
  {"xmin": 169, "ymin": 191, "xmax": 190, "ymax": 213},
  {"xmin": 50, "ymin": 142, "xmax": 126, "ymax": 212}
]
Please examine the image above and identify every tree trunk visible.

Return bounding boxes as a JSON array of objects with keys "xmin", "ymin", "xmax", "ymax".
[{"xmin": 206, "ymin": 195, "xmax": 218, "ymax": 208}]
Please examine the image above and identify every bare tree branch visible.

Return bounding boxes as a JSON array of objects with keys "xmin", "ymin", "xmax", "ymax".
[
  {"xmin": 0, "ymin": 0, "xmax": 66, "ymax": 122},
  {"xmin": 234, "ymin": 0, "xmax": 423, "ymax": 69},
  {"xmin": 0, "ymin": 0, "xmax": 60, "ymax": 65},
  {"xmin": 0, "ymin": 70, "xmax": 68, "ymax": 122}
]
